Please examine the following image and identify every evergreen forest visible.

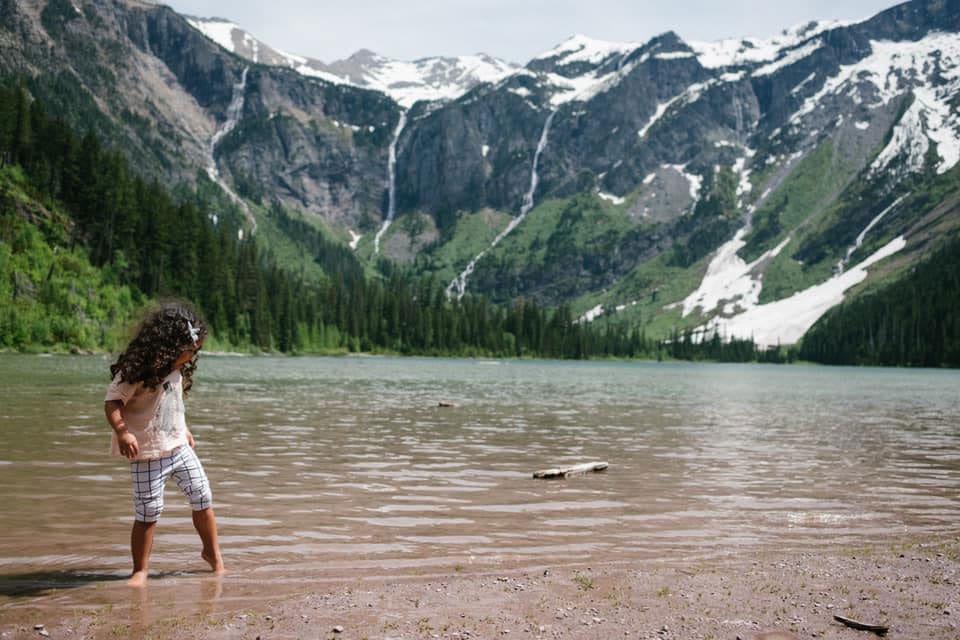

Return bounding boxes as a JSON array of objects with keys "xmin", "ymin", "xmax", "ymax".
[
  {"xmin": 1, "ymin": 79, "xmax": 957, "ymax": 367},
  {"xmin": 799, "ymin": 235, "xmax": 960, "ymax": 367},
  {"xmin": 0, "ymin": 81, "xmax": 655, "ymax": 359}
]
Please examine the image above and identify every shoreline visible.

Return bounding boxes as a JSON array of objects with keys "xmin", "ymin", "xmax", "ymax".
[
  {"xmin": 3, "ymin": 538, "xmax": 957, "ymax": 639},
  {"xmin": 5, "ymin": 349, "xmax": 960, "ymax": 371}
]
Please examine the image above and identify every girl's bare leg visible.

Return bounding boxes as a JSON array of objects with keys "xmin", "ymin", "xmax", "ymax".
[
  {"xmin": 128, "ymin": 520, "xmax": 156, "ymax": 587},
  {"xmin": 192, "ymin": 507, "xmax": 225, "ymax": 574}
]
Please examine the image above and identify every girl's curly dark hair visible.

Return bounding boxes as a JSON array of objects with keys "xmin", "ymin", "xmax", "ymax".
[{"xmin": 110, "ymin": 301, "xmax": 208, "ymax": 395}]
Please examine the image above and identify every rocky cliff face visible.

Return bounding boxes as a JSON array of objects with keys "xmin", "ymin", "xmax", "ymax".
[
  {"xmin": 396, "ymin": 0, "xmax": 960, "ymax": 328},
  {"xmin": 1, "ymin": 0, "xmax": 400, "ymax": 231},
  {"xmin": 2, "ymin": 0, "xmax": 958, "ymax": 345}
]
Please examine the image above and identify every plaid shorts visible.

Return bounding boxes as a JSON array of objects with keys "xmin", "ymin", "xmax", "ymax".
[{"xmin": 130, "ymin": 445, "xmax": 213, "ymax": 522}]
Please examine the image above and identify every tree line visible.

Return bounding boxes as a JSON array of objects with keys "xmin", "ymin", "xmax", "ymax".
[
  {"xmin": 4, "ymin": 79, "xmax": 954, "ymax": 366},
  {"xmin": 0, "ymin": 80, "xmax": 670, "ymax": 358},
  {"xmin": 799, "ymin": 234, "xmax": 960, "ymax": 367}
]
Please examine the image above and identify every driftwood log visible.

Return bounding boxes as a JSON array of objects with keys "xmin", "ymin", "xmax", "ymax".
[
  {"xmin": 833, "ymin": 614, "xmax": 888, "ymax": 635},
  {"xmin": 533, "ymin": 461, "xmax": 608, "ymax": 479}
]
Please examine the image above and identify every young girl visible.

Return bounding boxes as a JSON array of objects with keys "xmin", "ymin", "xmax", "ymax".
[{"xmin": 104, "ymin": 301, "xmax": 225, "ymax": 587}]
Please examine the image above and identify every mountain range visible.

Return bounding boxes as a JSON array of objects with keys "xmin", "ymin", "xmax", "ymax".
[{"xmin": 1, "ymin": 0, "xmax": 958, "ymax": 349}]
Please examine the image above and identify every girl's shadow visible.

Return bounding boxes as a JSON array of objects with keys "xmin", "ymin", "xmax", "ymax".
[{"xmin": 0, "ymin": 570, "xmax": 127, "ymax": 597}]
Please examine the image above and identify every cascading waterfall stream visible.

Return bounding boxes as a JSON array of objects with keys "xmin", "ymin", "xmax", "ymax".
[
  {"xmin": 836, "ymin": 195, "xmax": 905, "ymax": 274},
  {"xmin": 732, "ymin": 92, "xmax": 745, "ymax": 144},
  {"xmin": 446, "ymin": 110, "xmax": 557, "ymax": 300},
  {"xmin": 374, "ymin": 112, "xmax": 408, "ymax": 255},
  {"xmin": 207, "ymin": 66, "xmax": 256, "ymax": 234}
]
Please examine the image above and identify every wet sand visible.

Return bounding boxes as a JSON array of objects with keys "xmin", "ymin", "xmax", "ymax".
[{"xmin": 2, "ymin": 538, "xmax": 957, "ymax": 640}]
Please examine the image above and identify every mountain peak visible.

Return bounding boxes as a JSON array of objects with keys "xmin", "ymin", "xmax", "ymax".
[
  {"xmin": 534, "ymin": 33, "xmax": 638, "ymax": 66},
  {"xmin": 345, "ymin": 48, "xmax": 384, "ymax": 64},
  {"xmin": 686, "ymin": 18, "xmax": 852, "ymax": 69}
]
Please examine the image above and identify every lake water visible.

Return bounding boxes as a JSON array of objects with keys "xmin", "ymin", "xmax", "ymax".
[{"xmin": 1, "ymin": 354, "xmax": 959, "ymax": 623}]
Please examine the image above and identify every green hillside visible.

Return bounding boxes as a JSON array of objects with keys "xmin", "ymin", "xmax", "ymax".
[{"xmin": 0, "ymin": 81, "xmax": 661, "ymax": 359}]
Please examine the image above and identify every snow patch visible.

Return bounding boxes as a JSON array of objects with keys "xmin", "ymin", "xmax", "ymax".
[
  {"xmin": 539, "ymin": 38, "xmax": 729, "ymax": 109},
  {"xmin": 752, "ymin": 40, "xmax": 825, "ymax": 77},
  {"xmin": 188, "ymin": 17, "xmax": 238, "ymax": 53},
  {"xmin": 733, "ymin": 155, "xmax": 753, "ymax": 203},
  {"xmin": 331, "ymin": 120, "xmax": 362, "ymax": 132},
  {"xmin": 790, "ymin": 72, "xmax": 818, "ymax": 96},
  {"xmin": 598, "ymin": 191, "xmax": 625, "ymax": 205},
  {"xmin": 688, "ymin": 20, "xmax": 850, "ymax": 69},
  {"xmin": 680, "ymin": 229, "xmax": 790, "ymax": 317},
  {"xmin": 871, "ymin": 82, "xmax": 960, "ymax": 176},
  {"xmin": 667, "ymin": 164, "xmax": 703, "ymax": 203},
  {"xmin": 362, "ymin": 54, "xmax": 516, "ymax": 107},
  {"xmin": 579, "ymin": 304, "xmax": 605, "ymax": 323},
  {"xmin": 190, "ymin": 18, "xmax": 517, "ymax": 107},
  {"xmin": 348, "ymin": 230, "xmax": 362, "ymax": 250},
  {"xmin": 534, "ymin": 34, "xmax": 636, "ymax": 66},
  {"xmin": 698, "ymin": 236, "xmax": 906, "ymax": 347},
  {"xmin": 871, "ymin": 100, "xmax": 931, "ymax": 175},
  {"xmin": 654, "ymin": 51, "xmax": 696, "ymax": 61},
  {"xmin": 579, "ymin": 300, "xmax": 639, "ymax": 323},
  {"xmin": 790, "ymin": 31, "xmax": 960, "ymax": 177},
  {"xmin": 637, "ymin": 81, "xmax": 713, "ymax": 139},
  {"xmin": 293, "ymin": 63, "xmax": 359, "ymax": 86}
]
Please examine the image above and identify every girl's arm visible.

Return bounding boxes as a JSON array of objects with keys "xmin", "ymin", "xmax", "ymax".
[{"xmin": 105, "ymin": 400, "xmax": 140, "ymax": 459}]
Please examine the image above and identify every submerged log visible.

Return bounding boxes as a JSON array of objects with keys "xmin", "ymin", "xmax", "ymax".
[
  {"xmin": 833, "ymin": 614, "xmax": 888, "ymax": 635},
  {"xmin": 533, "ymin": 461, "xmax": 608, "ymax": 479}
]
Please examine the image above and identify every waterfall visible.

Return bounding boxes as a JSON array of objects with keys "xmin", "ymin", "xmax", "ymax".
[
  {"xmin": 374, "ymin": 111, "xmax": 407, "ymax": 255},
  {"xmin": 210, "ymin": 66, "xmax": 248, "ymax": 154},
  {"xmin": 835, "ymin": 196, "xmax": 904, "ymax": 274},
  {"xmin": 732, "ymin": 91, "xmax": 744, "ymax": 144},
  {"xmin": 207, "ymin": 66, "xmax": 256, "ymax": 233},
  {"xmin": 446, "ymin": 110, "xmax": 557, "ymax": 300}
]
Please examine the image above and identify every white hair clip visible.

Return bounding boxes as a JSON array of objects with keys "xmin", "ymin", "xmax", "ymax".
[{"xmin": 187, "ymin": 320, "xmax": 201, "ymax": 345}]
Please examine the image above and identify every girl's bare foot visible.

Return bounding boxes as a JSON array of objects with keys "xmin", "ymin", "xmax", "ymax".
[
  {"xmin": 127, "ymin": 570, "xmax": 149, "ymax": 587},
  {"xmin": 202, "ymin": 550, "xmax": 226, "ymax": 575}
]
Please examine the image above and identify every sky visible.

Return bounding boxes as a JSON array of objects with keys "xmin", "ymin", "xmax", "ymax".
[{"xmin": 158, "ymin": 0, "xmax": 901, "ymax": 64}]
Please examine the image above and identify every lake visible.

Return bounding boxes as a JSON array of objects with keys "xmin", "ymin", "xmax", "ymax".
[{"xmin": 1, "ymin": 354, "xmax": 958, "ymax": 622}]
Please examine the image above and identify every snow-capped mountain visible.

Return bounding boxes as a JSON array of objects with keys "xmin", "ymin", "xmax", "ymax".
[
  {"xmin": 686, "ymin": 19, "xmax": 853, "ymax": 69},
  {"xmin": 534, "ymin": 19, "xmax": 960, "ymax": 346},
  {"xmin": 5, "ymin": 0, "xmax": 959, "ymax": 351},
  {"xmin": 186, "ymin": 16, "xmax": 518, "ymax": 107}
]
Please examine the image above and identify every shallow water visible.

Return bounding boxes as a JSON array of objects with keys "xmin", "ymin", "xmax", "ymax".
[{"xmin": 1, "ymin": 354, "xmax": 958, "ymax": 622}]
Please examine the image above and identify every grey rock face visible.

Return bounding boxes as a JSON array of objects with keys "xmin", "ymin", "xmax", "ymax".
[{"xmin": 3, "ymin": 0, "xmax": 957, "ymax": 316}]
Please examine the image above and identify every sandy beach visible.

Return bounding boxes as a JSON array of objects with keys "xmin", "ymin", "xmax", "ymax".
[{"xmin": 2, "ymin": 538, "xmax": 957, "ymax": 640}]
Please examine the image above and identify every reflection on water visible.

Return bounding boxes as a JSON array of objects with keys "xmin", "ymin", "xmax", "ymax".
[{"xmin": 1, "ymin": 355, "xmax": 959, "ymax": 620}]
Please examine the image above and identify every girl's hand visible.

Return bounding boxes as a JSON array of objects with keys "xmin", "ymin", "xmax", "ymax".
[
  {"xmin": 187, "ymin": 431, "xmax": 195, "ymax": 448},
  {"xmin": 118, "ymin": 431, "xmax": 139, "ymax": 459}
]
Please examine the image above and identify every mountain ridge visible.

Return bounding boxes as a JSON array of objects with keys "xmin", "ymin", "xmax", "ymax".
[
  {"xmin": 185, "ymin": 15, "xmax": 520, "ymax": 107},
  {"xmin": 2, "ymin": 0, "xmax": 958, "ymax": 352}
]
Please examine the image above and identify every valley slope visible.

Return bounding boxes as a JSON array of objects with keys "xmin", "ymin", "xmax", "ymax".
[{"xmin": 1, "ymin": 0, "xmax": 958, "ymax": 350}]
